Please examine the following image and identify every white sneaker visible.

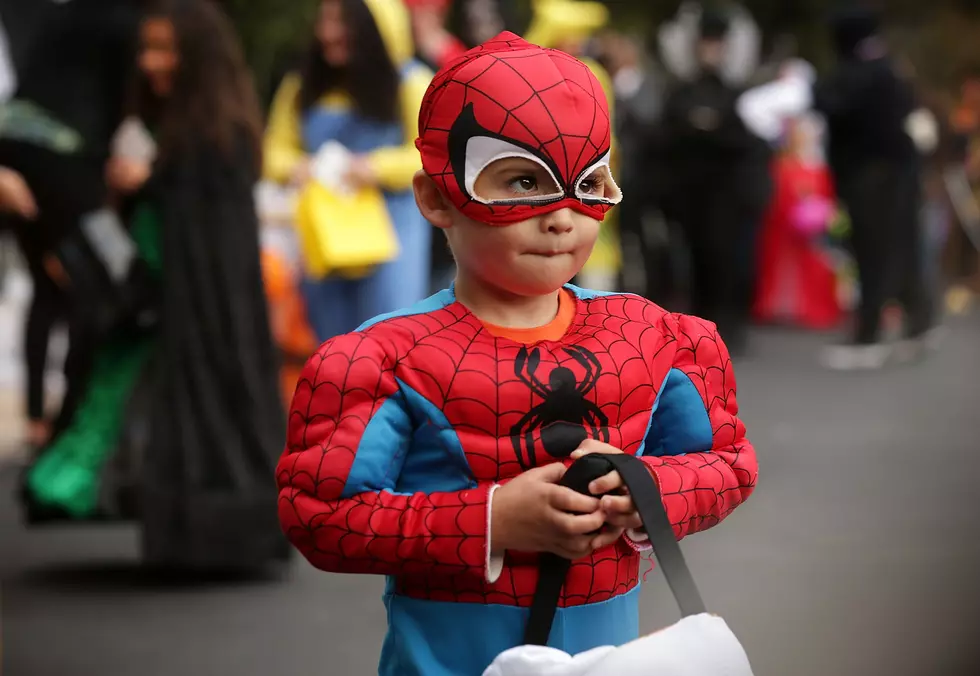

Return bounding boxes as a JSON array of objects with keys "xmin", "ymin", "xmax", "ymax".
[{"xmin": 820, "ymin": 343, "xmax": 892, "ymax": 371}]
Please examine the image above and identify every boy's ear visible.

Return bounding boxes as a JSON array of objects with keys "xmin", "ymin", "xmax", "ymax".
[{"xmin": 413, "ymin": 171, "xmax": 454, "ymax": 230}]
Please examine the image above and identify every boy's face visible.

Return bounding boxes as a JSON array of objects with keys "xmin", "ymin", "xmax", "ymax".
[{"xmin": 415, "ymin": 156, "xmax": 602, "ymax": 296}]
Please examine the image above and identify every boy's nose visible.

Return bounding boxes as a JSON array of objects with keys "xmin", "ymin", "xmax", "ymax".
[{"xmin": 540, "ymin": 208, "xmax": 575, "ymax": 234}]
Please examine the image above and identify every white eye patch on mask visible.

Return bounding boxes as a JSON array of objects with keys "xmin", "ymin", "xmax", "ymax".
[{"xmin": 463, "ymin": 136, "xmax": 622, "ymax": 207}]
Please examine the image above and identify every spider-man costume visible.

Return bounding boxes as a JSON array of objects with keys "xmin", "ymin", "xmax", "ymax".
[{"xmin": 277, "ymin": 33, "xmax": 757, "ymax": 676}]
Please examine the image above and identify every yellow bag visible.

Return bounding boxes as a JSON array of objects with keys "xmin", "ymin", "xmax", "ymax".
[{"xmin": 295, "ymin": 181, "xmax": 400, "ymax": 279}]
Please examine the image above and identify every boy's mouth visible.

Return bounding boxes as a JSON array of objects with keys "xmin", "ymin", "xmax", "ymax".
[{"xmin": 526, "ymin": 249, "xmax": 572, "ymax": 257}]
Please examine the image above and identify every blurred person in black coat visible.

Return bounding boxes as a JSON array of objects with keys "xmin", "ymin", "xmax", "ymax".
[
  {"xmin": 814, "ymin": 8, "xmax": 934, "ymax": 370},
  {"xmin": 657, "ymin": 10, "xmax": 772, "ymax": 355},
  {"xmin": 116, "ymin": 0, "xmax": 286, "ymax": 569}
]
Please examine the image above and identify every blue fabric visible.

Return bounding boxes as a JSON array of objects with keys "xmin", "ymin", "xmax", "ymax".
[
  {"xmin": 343, "ymin": 391, "xmax": 414, "ymax": 498},
  {"xmin": 379, "ymin": 587, "xmax": 641, "ymax": 676},
  {"xmin": 643, "ymin": 368, "xmax": 713, "ymax": 457},
  {"xmin": 299, "ymin": 64, "xmax": 431, "ymax": 342},
  {"xmin": 396, "ymin": 379, "xmax": 477, "ymax": 493}
]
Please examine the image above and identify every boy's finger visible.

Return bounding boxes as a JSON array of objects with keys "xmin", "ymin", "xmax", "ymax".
[
  {"xmin": 531, "ymin": 462, "xmax": 567, "ymax": 484},
  {"xmin": 554, "ymin": 536, "xmax": 596, "ymax": 561},
  {"xmin": 549, "ymin": 486, "xmax": 601, "ymax": 514},
  {"xmin": 572, "ymin": 439, "xmax": 624, "ymax": 458},
  {"xmin": 600, "ymin": 494, "xmax": 635, "ymax": 515},
  {"xmin": 590, "ymin": 527, "xmax": 626, "ymax": 551},
  {"xmin": 552, "ymin": 509, "xmax": 606, "ymax": 536},
  {"xmin": 589, "ymin": 470, "xmax": 623, "ymax": 495},
  {"xmin": 605, "ymin": 511, "xmax": 644, "ymax": 530}
]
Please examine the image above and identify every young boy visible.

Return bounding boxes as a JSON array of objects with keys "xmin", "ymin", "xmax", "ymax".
[{"xmin": 277, "ymin": 32, "xmax": 757, "ymax": 676}]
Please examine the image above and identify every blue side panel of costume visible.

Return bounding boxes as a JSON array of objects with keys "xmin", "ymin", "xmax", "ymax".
[
  {"xmin": 396, "ymin": 379, "xmax": 477, "ymax": 493},
  {"xmin": 357, "ymin": 288, "xmax": 456, "ymax": 331},
  {"xmin": 379, "ymin": 587, "xmax": 640, "ymax": 676},
  {"xmin": 344, "ymin": 390, "xmax": 414, "ymax": 497},
  {"xmin": 347, "ymin": 374, "xmax": 476, "ymax": 495},
  {"xmin": 642, "ymin": 368, "xmax": 713, "ymax": 457}
]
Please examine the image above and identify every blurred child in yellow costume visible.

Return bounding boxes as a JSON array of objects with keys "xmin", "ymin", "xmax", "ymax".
[{"xmin": 263, "ymin": 0, "xmax": 434, "ymax": 342}]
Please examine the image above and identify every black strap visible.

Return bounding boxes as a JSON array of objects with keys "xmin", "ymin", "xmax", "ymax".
[{"xmin": 522, "ymin": 453, "xmax": 707, "ymax": 646}]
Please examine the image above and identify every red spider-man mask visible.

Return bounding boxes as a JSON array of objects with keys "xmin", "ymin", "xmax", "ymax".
[{"xmin": 416, "ymin": 32, "xmax": 622, "ymax": 226}]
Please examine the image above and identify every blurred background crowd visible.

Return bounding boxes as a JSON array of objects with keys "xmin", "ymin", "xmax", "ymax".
[{"xmin": 1, "ymin": 0, "xmax": 979, "ymax": 674}]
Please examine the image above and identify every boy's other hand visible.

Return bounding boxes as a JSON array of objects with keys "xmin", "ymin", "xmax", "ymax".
[
  {"xmin": 571, "ymin": 440, "xmax": 644, "ymax": 533},
  {"xmin": 491, "ymin": 463, "xmax": 606, "ymax": 561}
]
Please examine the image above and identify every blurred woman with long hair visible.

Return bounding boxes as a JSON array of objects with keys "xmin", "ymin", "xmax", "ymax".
[
  {"xmin": 264, "ymin": 0, "xmax": 432, "ymax": 342},
  {"xmin": 24, "ymin": 0, "xmax": 287, "ymax": 571}
]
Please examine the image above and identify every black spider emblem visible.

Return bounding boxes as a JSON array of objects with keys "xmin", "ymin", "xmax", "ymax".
[{"xmin": 510, "ymin": 345, "xmax": 610, "ymax": 469}]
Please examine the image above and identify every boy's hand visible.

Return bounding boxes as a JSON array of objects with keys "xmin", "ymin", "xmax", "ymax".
[
  {"xmin": 491, "ymin": 463, "xmax": 607, "ymax": 561},
  {"xmin": 571, "ymin": 440, "xmax": 644, "ymax": 532}
]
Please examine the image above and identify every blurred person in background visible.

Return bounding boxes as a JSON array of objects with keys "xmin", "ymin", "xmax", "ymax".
[
  {"xmin": 24, "ymin": 0, "xmax": 287, "ymax": 572},
  {"xmin": 0, "ymin": 0, "xmax": 140, "ymax": 450},
  {"xmin": 752, "ymin": 111, "xmax": 841, "ymax": 330},
  {"xmin": 814, "ymin": 8, "xmax": 934, "ymax": 370},
  {"xmin": 263, "ymin": 0, "xmax": 432, "ymax": 343},
  {"xmin": 657, "ymin": 8, "xmax": 772, "ymax": 355},
  {"xmin": 409, "ymin": 0, "xmax": 471, "ymax": 70},
  {"xmin": 596, "ymin": 31, "xmax": 673, "ymax": 304},
  {"xmin": 945, "ymin": 68, "xmax": 980, "ymax": 314}
]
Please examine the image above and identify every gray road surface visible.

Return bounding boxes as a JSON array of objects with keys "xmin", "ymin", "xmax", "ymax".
[{"xmin": 2, "ymin": 317, "xmax": 980, "ymax": 676}]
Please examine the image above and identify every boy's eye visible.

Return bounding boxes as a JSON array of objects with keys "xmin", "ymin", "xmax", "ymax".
[
  {"xmin": 577, "ymin": 175, "xmax": 605, "ymax": 195},
  {"xmin": 509, "ymin": 176, "xmax": 538, "ymax": 194}
]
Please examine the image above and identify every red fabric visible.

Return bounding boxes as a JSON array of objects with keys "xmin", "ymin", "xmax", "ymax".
[
  {"xmin": 753, "ymin": 157, "xmax": 842, "ymax": 330},
  {"xmin": 416, "ymin": 32, "xmax": 615, "ymax": 226},
  {"xmin": 276, "ymin": 294, "xmax": 757, "ymax": 607}
]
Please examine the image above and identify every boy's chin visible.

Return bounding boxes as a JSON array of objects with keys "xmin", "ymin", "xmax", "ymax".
[{"xmin": 504, "ymin": 271, "xmax": 577, "ymax": 297}]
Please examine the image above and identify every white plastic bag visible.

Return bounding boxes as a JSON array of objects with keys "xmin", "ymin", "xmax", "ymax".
[{"xmin": 484, "ymin": 614, "xmax": 753, "ymax": 676}]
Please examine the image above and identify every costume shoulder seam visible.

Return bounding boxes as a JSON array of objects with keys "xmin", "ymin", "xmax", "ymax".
[
  {"xmin": 566, "ymin": 284, "xmax": 670, "ymax": 316},
  {"xmin": 355, "ymin": 288, "xmax": 457, "ymax": 332},
  {"xmin": 356, "ymin": 308, "xmax": 447, "ymax": 337},
  {"xmin": 668, "ymin": 311, "xmax": 720, "ymax": 337}
]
